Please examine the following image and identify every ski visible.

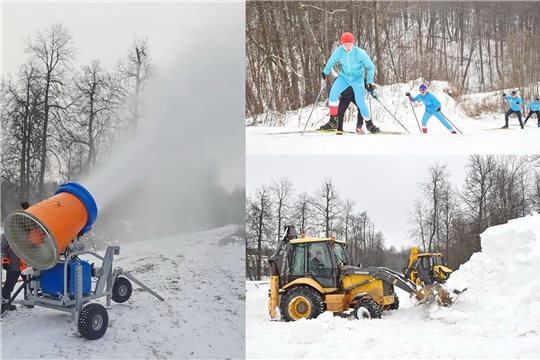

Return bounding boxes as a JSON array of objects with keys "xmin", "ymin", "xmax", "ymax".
[
  {"xmin": 257, "ymin": 129, "xmax": 407, "ymax": 135},
  {"xmin": 483, "ymin": 127, "xmax": 515, "ymax": 131},
  {"xmin": 257, "ymin": 129, "xmax": 347, "ymax": 135},
  {"xmin": 372, "ymin": 130, "xmax": 407, "ymax": 135}
]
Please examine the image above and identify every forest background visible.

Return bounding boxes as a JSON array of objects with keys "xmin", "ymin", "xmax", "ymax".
[{"xmin": 246, "ymin": 1, "xmax": 540, "ymax": 123}]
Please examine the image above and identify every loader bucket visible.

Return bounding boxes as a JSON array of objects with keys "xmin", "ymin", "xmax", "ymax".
[
  {"xmin": 414, "ymin": 283, "xmax": 463, "ymax": 307},
  {"xmin": 3, "ymin": 182, "xmax": 98, "ymax": 270}
]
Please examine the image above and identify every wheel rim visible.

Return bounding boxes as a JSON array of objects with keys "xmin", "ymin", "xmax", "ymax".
[
  {"xmin": 118, "ymin": 285, "xmax": 128, "ymax": 297},
  {"xmin": 288, "ymin": 296, "xmax": 311, "ymax": 320},
  {"xmin": 356, "ymin": 307, "xmax": 371, "ymax": 319},
  {"xmin": 92, "ymin": 314, "xmax": 104, "ymax": 330}
]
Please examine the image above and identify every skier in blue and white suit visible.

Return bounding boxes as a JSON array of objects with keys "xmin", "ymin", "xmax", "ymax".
[
  {"xmin": 406, "ymin": 84, "xmax": 456, "ymax": 134},
  {"xmin": 320, "ymin": 32, "xmax": 380, "ymax": 134},
  {"xmin": 501, "ymin": 90, "xmax": 524, "ymax": 129},
  {"xmin": 524, "ymin": 98, "xmax": 540, "ymax": 127}
]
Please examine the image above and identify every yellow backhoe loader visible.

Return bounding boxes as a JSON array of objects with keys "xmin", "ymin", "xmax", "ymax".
[
  {"xmin": 268, "ymin": 226, "xmax": 463, "ymax": 321},
  {"xmin": 403, "ymin": 247, "xmax": 453, "ymax": 287}
]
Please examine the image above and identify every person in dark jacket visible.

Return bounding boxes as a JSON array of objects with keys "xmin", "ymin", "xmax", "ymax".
[
  {"xmin": 1, "ymin": 201, "xmax": 30, "ymax": 314},
  {"xmin": 337, "ymin": 86, "xmax": 380, "ymax": 134},
  {"xmin": 322, "ymin": 85, "xmax": 381, "ymax": 134},
  {"xmin": 501, "ymin": 90, "xmax": 524, "ymax": 129}
]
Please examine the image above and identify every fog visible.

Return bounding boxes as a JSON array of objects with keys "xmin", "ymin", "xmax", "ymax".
[{"xmin": 81, "ymin": 9, "xmax": 245, "ymax": 241}]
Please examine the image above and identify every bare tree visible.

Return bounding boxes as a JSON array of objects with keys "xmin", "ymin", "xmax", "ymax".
[
  {"xmin": 66, "ymin": 60, "xmax": 120, "ymax": 177},
  {"xmin": 290, "ymin": 191, "xmax": 315, "ymax": 235},
  {"xmin": 269, "ymin": 177, "xmax": 294, "ymax": 241},
  {"xmin": 24, "ymin": 24, "xmax": 76, "ymax": 199},
  {"xmin": 116, "ymin": 36, "xmax": 154, "ymax": 132},
  {"xmin": 245, "ymin": 186, "xmax": 274, "ymax": 280},
  {"xmin": 310, "ymin": 177, "xmax": 343, "ymax": 237}
]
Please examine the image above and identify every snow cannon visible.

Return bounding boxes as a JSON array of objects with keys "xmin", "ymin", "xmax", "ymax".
[{"xmin": 3, "ymin": 182, "xmax": 98, "ymax": 270}]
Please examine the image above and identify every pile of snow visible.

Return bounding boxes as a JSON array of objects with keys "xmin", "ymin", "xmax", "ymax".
[
  {"xmin": 246, "ymin": 214, "xmax": 540, "ymax": 359},
  {"xmin": 2, "ymin": 226, "xmax": 245, "ymax": 359},
  {"xmin": 446, "ymin": 212, "xmax": 540, "ymax": 337}
]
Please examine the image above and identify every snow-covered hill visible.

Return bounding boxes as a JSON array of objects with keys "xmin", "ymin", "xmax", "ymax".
[
  {"xmin": 246, "ymin": 214, "xmax": 540, "ymax": 359},
  {"xmin": 247, "ymin": 80, "xmax": 540, "ymax": 155},
  {"xmin": 2, "ymin": 226, "xmax": 245, "ymax": 359}
]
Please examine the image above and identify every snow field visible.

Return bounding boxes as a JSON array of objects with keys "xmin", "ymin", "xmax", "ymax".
[
  {"xmin": 247, "ymin": 80, "xmax": 540, "ymax": 155},
  {"xmin": 2, "ymin": 226, "xmax": 245, "ymax": 359}
]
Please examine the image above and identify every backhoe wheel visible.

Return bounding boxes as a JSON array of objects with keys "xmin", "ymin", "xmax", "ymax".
[
  {"xmin": 389, "ymin": 295, "xmax": 400, "ymax": 310},
  {"xmin": 112, "ymin": 277, "xmax": 132, "ymax": 303},
  {"xmin": 354, "ymin": 299, "xmax": 382, "ymax": 319},
  {"xmin": 78, "ymin": 303, "xmax": 108, "ymax": 340},
  {"xmin": 281, "ymin": 286, "xmax": 324, "ymax": 322}
]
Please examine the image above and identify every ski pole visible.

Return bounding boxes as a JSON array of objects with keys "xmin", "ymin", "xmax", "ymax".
[
  {"xmin": 370, "ymin": 91, "xmax": 410, "ymax": 133},
  {"xmin": 301, "ymin": 81, "xmax": 325, "ymax": 135},
  {"xmin": 407, "ymin": 94, "xmax": 422, "ymax": 133},
  {"xmin": 439, "ymin": 111, "xmax": 462, "ymax": 134}
]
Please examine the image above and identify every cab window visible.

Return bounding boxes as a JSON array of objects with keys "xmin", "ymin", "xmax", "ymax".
[{"xmin": 290, "ymin": 243, "xmax": 305, "ymax": 276}]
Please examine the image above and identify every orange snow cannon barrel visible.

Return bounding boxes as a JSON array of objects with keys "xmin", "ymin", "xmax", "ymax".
[{"xmin": 3, "ymin": 182, "xmax": 98, "ymax": 270}]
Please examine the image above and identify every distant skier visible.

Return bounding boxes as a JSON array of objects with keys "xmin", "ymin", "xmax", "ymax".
[
  {"xmin": 319, "ymin": 32, "xmax": 380, "ymax": 134},
  {"xmin": 501, "ymin": 91, "xmax": 524, "ymax": 129},
  {"xmin": 524, "ymin": 98, "xmax": 540, "ymax": 127},
  {"xmin": 406, "ymin": 84, "xmax": 456, "ymax": 134}
]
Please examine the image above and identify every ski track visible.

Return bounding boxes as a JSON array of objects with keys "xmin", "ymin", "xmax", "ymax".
[{"xmin": 1, "ymin": 225, "xmax": 245, "ymax": 360}]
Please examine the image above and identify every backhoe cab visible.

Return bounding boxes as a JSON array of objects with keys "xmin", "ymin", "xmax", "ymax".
[
  {"xmin": 403, "ymin": 247, "xmax": 453, "ymax": 287},
  {"xmin": 267, "ymin": 226, "xmax": 447, "ymax": 322}
]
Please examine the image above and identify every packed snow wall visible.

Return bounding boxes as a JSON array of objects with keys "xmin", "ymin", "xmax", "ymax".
[{"xmin": 443, "ymin": 213, "xmax": 540, "ymax": 337}]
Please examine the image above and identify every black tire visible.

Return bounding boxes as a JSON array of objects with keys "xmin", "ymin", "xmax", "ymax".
[
  {"xmin": 281, "ymin": 286, "xmax": 325, "ymax": 322},
  {"xmin": 112, "ymin": 277, "xmax": 132, "ymax": 303},
  {"xmin": 78, "ymin": 303, "xmax": 108, "ymax": 340},
  {"xmin": 354, "ymin": 299, "xmax": 382, "ymax": 319},
  {"xmin": 389, "ymin": 295, "xmax": 400, "ymax": 310}
]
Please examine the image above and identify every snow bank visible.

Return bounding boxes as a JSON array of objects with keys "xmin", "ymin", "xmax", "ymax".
[{"xmin": 446, "ymin": 212, "xmax": 540, "ymax": 337}]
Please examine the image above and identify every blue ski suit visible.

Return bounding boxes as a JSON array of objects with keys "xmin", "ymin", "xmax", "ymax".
[
  {"xmin": 323, "ymin": 46, "xmax": 375, "ymax": 119},
  {"xmin": 505, "ymin": 95, "xmax": 523, "ymax": 111},
  {"xmin": 409, "ymin": 92, "xmax": 453, "ymax": 131},
  {"xmin": 526, "ymin": 100, "xmax": 540, "ymax": 112},
  {"xmin": 525, "ymin": 100, "xmax": 540, "ymax": 125},
  {"xmin": 503, "ymin": 95, "xmax": 524, "ymax": 127}
]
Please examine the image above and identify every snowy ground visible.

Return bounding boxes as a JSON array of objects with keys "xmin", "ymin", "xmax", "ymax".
[
  {"xmin": 1, "ymin": 226, "xmax": 245, "ymax": 359},
  {"xmin": 247, "ymin": 80, "xmax": 540, "ymax": 155},
  {"xmin": 246, "ymin": 214, "xmax": 540, "ymax": 359}
]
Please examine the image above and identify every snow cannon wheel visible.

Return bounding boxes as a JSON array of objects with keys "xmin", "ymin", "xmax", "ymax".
[
  {"xmin": 354, "ymin": 299, "xmax": 382, "ymax": 319},
  {"xmin": 112, "ymin": 277, "xmax": 132, "ymax": 303},
  {"xmin": 280, "ymin": 286, "xmax": 324, "ymax": 322},
  {"xmin": 78, "ymin": 303, "xmax": 108, "ymax": 340}
]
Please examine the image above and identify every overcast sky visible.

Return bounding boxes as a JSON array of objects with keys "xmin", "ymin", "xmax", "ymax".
[
  {"xmin": 246, "ymin": 154, "xmax": 470, "ymax": 249},
  {"xmin": 1, "ymin": 1, "xmax": 239, "ymax": 75},
  {"xmin": 1, "ymin": 1, "xmax": 245, "ymax": 192}
]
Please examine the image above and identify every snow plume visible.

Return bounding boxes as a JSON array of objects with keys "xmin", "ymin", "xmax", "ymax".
[{"xmin": 81, "ymin": 12, "xmax": 244, "ymax": 240}]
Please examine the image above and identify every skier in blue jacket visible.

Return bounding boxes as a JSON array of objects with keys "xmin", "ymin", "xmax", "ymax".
[
  {"xmin": 524, "ymin": 98, "xmax": 540, "ymax": 127},
  {"xmin": 320, "ymin": 32, "xmax": 380, "ymax": 134},
  {"xmin": 501, "ymin": 91, "xmax": 524, "ymax": 129},
  {"xmin": 406, "ymin": 84, "xmax": 456, "ymax": 134}
]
